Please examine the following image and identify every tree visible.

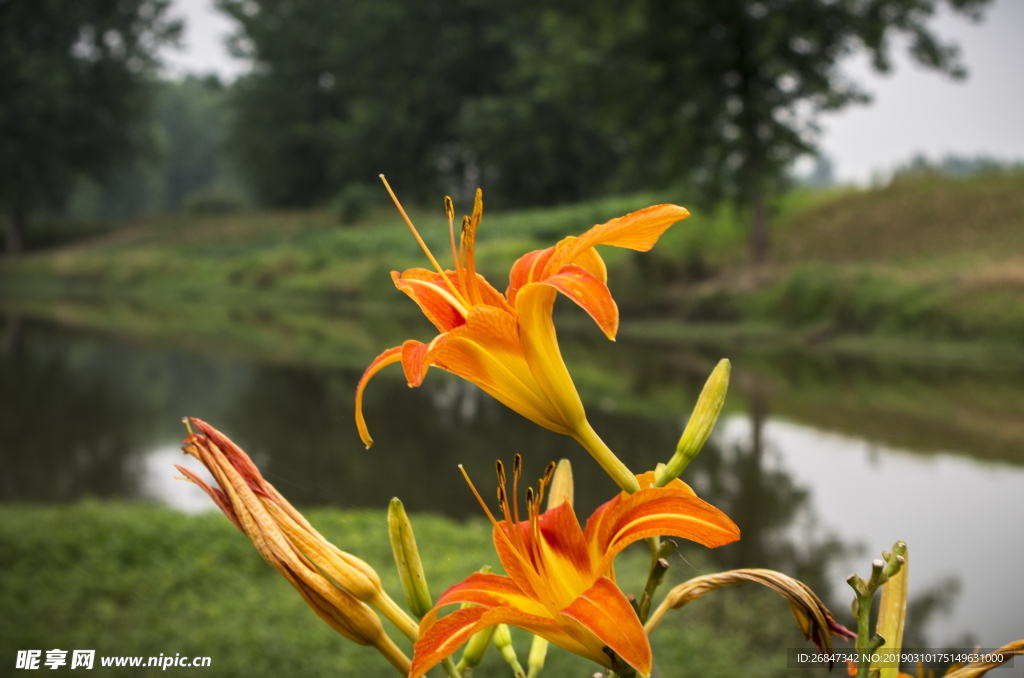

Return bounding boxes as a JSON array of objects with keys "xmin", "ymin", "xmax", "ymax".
[
  {"xmin": 0, "ymin": 0, "xmax": 180, "ymax": 254},
  {"xmin": 499, "ymin": 0, "xmax": 991, "ymax": 260},
  {"xmin": 219, "ymin": 0, "xmax": 515, "ymax": 207}
]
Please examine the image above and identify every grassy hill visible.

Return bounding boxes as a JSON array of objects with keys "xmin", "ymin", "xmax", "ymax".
[{"xmin": 3, "ymin": 170, "xmax": 1024, "ymax": 353}]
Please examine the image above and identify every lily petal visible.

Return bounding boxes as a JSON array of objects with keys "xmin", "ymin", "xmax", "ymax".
[
  {"xmin": 541, "ymin": 264, "xmax": 618, "ymax": 340},
  {"xmin": 557, "ymin": 576, "xmax": 652, "ymax": 676},
  {"xmin": 535, "ymin": 502, "xmax": 595, "ymax": 599},
  {"xmin": 515, "ymin": 283, "xmax": 587, "ymax": 432},
  {"xmin": 392, "ymin": 270, "xmax": 468, "ymax": 333},
  {"xmin": 506, "ymin": 247, "xmax": 556, "ymax": 306},
  {"xmin": 400, "ymin": 338, "xmax": 443, "ymax": 388},
  {"xmin": 413, "ymin": 605, "xmax": 598, "ymax": 678},
  {"xmin": 585, "ymin": 480, "xmax": 740, "ymax": 571},
  {"xmin": 550, "ymin": 204, "xmax": 690, "ymax": 275},
  {"xmin": 355, "ymin": 346, "xmax": 403, "ymax": 448},
  {"xmin": 411, "ymin": 607, "xmax": 487, "ymax": 678},
  {"xmin": 419, "ymin": 572, "xmax": 549, "ymax": 631},
  {"xmin": 434, "ymin": 305, "xmax": 570, "ymax": 434}
]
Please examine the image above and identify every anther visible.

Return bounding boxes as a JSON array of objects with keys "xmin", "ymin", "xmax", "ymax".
[
  {"xmin": 445, "ymin": 196, "xmax": 454, "ymax": 222},
  {"xmin": 496, "ymin": 460, "xmax": 506, "ymax": 486},
  {"xmin": 543, "ymin": 461, "xmax": 556, "ymax": 484},
  {"xmin": 513, "ymin": 454, "xmax": 522, "ymax": 480},
  {"xmin": 525, "ymin": 487, "xmax": 534, "ymax": 506}
]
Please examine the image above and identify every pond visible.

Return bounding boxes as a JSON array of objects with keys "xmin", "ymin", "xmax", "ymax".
[{"xmin": 2, "ymin": 315, "xmax": 1022, "ymax": 670}]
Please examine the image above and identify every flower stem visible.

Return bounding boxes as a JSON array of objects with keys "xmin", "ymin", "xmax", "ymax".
[
  {"xmin": 574, "ymin": 421, "xmax": 641, "ymax": 494},
  {"xmin": 441, "ymin": 657, "xmax": 462, "ymax": 678}
]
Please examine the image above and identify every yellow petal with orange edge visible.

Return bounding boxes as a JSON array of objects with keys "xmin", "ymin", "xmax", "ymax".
[
  {"xmin": 433, "ymin": 305, "xmax": 570, "ymax": 434},
  {"xmin": 355, "ymin": 346, "xmax": 403, "ymax": 448},
  {"xmin": 515, "ymin": 282, "xmax": 587, "ymax": 433}
]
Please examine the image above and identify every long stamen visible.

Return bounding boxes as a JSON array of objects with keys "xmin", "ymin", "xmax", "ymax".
[
  {"xmin": 512, "ymin": 454, "xmax": 522, "ymax": 535},
  {"xmin": 497, "ymin": 461, "xmax": 527, "ymax": 555},
  {"xmin": 460, "ymin": 466, "xmax": 558, "ymax": 610},
  {"xmin": 445, "ymin": 196, "xmax": 467, "ymax": 294},
  {"xmin": 379, "ymin": 175, "xmax": 469, "ymax": 309}
]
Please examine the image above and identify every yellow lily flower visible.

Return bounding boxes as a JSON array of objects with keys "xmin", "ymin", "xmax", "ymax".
[
  {"xmin": 408, "ymin": 457, "xmax": 740, "ymax": 678},
  {"xmin": 356, "ymin": 178, "xmax": 690, "ymax": 493}
]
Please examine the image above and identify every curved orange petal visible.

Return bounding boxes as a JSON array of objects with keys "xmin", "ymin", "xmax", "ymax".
[
  {"xmin": 557, "ymin": 576, "xmax": 652, "ymax": 676},
  {"xmin": 393, "ymin": 270, "xmax": 468, "ymax": 333},
  {"xmin": 411, "ymin": 606, "xmax": 487, "ymax": 678},
  {"xmin": 355, "ymin": 346, "xmax": 403, "ymax": 448},
  {"xmin": 507, "ymin": 246, "xmax": 556, "ymax": 306},
  {"xmin": 419, "ymin": 572, "xmax": 549, "ymax": 632},
  {"xmin": 400, "ymin": 336, "xmax": 450, "ymax": 388},
  {"xmin": 541, "ymin": 264, "xmax": 618, "ymax": 340},
  {"xmin": 542, "ymin": 204, "xmax": 689, "ymax": 279},
  {"xmin": 585, "ymin": 482, "xmax": 740, "ymax": 571},
  {"xmin": 515, "ymin": 283, "xmax": 587, "ymax": 433},
  {"xmin": 413, "ymin": 604, "xmax": 600, "ymax": 678}
]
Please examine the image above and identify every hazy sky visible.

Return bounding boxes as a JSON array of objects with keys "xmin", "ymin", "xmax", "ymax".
[{"xmin": 161, "ymin": 0, "xmax": 1024, "ymax": 184}]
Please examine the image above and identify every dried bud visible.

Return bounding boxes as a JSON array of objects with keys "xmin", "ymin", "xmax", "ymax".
[
  {"xmin": 178, "ymin": 418, "xmax": 414, "ymax": 675},
  {"xmin": 657, "ymin": 359, "xmax": 730, "ymax": 486},
  {"xmin": 645, "ymin": 568, "xmax": 855, "ymax": 656}
]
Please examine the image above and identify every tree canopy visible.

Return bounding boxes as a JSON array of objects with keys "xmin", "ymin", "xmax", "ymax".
[
  {"xmin": 221, "ymin": 0, "xmax": 989, "ymax": 224},
  {"xmin": 0, "ymin": 0, "xmax": 180, "ymax": 253}
]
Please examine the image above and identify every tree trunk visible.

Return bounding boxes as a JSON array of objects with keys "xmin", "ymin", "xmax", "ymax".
[
  {"xmin": 6, "ymin": 205, "xmax": 26, "ymax": 255},
  {"xmin": 750, "ymin": 186, "xmax": 768, "ymax": 263}
]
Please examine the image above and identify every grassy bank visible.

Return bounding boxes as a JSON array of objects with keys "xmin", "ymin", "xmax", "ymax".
[
  {"xmin": 4, "ymin": 172, "xmax": 1024, "ymax": 351},
  {"xmin": 0, "ymin": 502, "xmax": 824, "ymax": 677}
]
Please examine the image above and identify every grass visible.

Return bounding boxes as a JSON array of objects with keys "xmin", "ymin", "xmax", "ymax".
[
  {"xmin": 0, "ymin": 502, "xmax": 826, "ymax": 678},
  {"xmin": 4, "ymin": 171, "xmax": 1024, "ymax": 367}
]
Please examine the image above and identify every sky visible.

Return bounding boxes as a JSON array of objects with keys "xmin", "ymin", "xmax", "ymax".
[{"xmin": 160, "ymin": 0, "xmax": 1024, "ymax": 184}]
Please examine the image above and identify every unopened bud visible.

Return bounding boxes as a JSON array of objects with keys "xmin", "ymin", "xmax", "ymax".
[
  {"xmin": 527, "ymin": 636, "xmax": 548, "ymax": 678},
  {"xmin": 493, "ymin": 624, "xmax": 526, "ymax": 678},
  {"xmin": 546, "ymin": 459, "xmax": 573, "ymax": 509},
  {"xmin": 388, "ymin": 497, "xmax": 433, "ymax": 619},
  {"xmin": 876, "ymin": 543, "xmax": 909, "ymax": 678},
  {"xmin": 657, "ymin": 359, "xmax": 730, "ymax": 486}
]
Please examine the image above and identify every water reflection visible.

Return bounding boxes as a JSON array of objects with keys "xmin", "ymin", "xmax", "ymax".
[{"xmin": 2, "ymin": 318, "xmax": 1023, "ymax": 657}]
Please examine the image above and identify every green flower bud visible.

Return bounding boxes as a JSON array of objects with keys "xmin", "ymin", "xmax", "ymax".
[
  {"xmin": 493, "ymin": 624, "xmax": 525, "ymax": 678},
  {"xmin": 526, "ymin": 636, "xmax": 548, "ymax": 678},
  {"xmin": 657, "ymin": 359, "xmax": 730, "ymax": 486},
  {"xmin": 387, "ymin": 497, "xmax": 432, "ymax": 619}
]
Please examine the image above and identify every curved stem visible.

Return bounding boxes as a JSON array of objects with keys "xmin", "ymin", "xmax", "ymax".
[
  {"xmin": 573, "ymin": 420, "xmax": 641, "ymax": 495},
  {"xmin": 373, "ymin": 591, "xmax": 421, "ymax": 641}
]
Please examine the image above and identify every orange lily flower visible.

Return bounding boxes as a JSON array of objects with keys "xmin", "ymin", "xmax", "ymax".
[
  {"xmin": 356, "ymin": 178, "xmax": 690, "ymax": 493},
  {"xmin": 408, "ymin": 458, "xmax": 740, "ymax": 678}
]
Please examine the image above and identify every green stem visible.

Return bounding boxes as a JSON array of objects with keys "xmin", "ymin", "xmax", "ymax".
[
  {"xmin": 574, "ymin": 421, "xmax": 641, "ymax": 495},
  {"xmin": 441, "ymin": 657, "xmax": 462, "ymax": 678}
]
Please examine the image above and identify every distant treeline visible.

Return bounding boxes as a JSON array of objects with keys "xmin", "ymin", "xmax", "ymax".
[{"xmin": 1, "ymin": 0, "xmax": 990, "ymax": 253}]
